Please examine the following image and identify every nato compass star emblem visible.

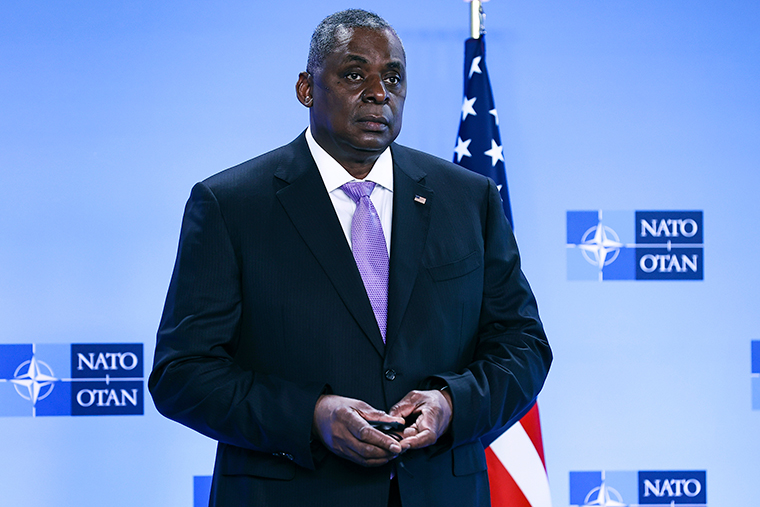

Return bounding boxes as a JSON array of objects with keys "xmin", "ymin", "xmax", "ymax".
[
  {"xmin": 11, "ymin": 355, "xmax": 58, "ymax": 405},
  {"xmin": 578, "ymin": 220, "xmax": 624, "ymax": 272},
  {"xmin": 582, "ymin": 480, "xmax": 627, "ymax": 507},
  {"xmin": 566, "ymin": 210, "xmax": 636, "ymax": 281}
]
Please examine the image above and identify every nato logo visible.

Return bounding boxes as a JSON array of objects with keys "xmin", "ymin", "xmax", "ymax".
[
  {"xmin": 567, "ymin": 210, "xmax": 703, "ymax": 281},
  {"xmin": 0, "ymin": 343, "xmax": 144, "ymax": 416},
  {"xmin": 752, "ymin": 341, "xmax": 760, "ymax": 410},
  {"xmin": 570, "ymin": 470, "xmax": 707, "ymax": 506}
]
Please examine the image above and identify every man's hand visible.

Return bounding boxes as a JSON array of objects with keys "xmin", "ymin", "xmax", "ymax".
[
  {"xmin": 390, "ymin": 389, "xmax": 453, "ymax": 450},
  {"xmin": 313, "ymin": 394, "xmax": 408, "ymax": 467}
]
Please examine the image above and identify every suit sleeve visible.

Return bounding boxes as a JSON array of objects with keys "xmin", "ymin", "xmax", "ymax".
[
  {"xmin": 148, "ymin": 182, "xmax": 325, "ymax": 469},
  {"xmin": 427, "ymin": 178, "xmax": 552, "ymax": 447}
]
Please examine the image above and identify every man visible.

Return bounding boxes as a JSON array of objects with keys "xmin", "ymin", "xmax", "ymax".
[{"xmin": 150, "ymin": 9, "xmax": 551, "ymax": 507}]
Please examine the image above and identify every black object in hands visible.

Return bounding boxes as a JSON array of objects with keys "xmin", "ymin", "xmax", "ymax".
[{"xmin": 367, "ymin": 420, "xmax": 405, "ymax": 433}]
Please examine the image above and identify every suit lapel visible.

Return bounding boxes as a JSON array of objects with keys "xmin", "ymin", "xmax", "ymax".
[
  {"xmin": 274, "ymin": 135, "xmax": 386, "ymax": 356},
  {"xmin": 385, "ymin": 146, "xmax": 433, "ymax": 349}
]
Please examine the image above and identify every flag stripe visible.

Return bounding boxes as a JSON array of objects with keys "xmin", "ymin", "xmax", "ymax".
[
  {"xmin": 489, "ymin": 421, "xmax": 552, "ymax": 507},
  {"xmin": 518, "ymin": 403, "xmax": 547, "ymax": 467},
  {"xmin": 485, "ymin": 447, "xmax": 532, "ymax": 507}
]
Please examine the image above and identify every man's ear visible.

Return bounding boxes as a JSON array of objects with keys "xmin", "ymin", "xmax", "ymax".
[{"xmin": 296, "ymin": 72, "xmax": 313, "ymax": 108}]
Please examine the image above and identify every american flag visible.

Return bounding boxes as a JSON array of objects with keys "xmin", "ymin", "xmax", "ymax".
[{"xmin": 453, "ymin": 35, "xmax": 552, "ymax": 507}]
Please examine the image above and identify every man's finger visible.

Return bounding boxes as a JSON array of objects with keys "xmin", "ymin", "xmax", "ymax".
[
  {"xmin": 354, "ymin": 420, "xmax": 404, "ymax": 454},
  {"xmin": 398, "ymin": 428, "xmax": 437, "ymax": 449},
  {"xmin": 338, "ymin": 430, "xmax": 404, "ymax": 466}
]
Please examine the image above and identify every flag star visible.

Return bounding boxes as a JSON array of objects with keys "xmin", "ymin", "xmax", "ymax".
[
  {"xmin": 489, "ymin": 108, "xmax": 499, "ymax": 125},
  {"xmin": 454, "ymin": 137, "xmax": 472, "ymax": 162},
  {"xmin": 484, "ymin": 139, "xmax": 504, "ymax": 166},
  {"xmin": 468, "ymin": 56, "xmax": 482, "ymax": 79},
  {"xmin": 461, "ymin": 96, "xmax": 477, "ymax": 121}
]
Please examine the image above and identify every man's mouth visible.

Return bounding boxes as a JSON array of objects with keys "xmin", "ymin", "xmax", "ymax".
[{"xmin": 357, "ymin": 116, "xmax": 389, "ymax": 131}]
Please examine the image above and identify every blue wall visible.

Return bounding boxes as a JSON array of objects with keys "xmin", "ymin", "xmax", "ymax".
[{"xmin": 1, "ymin": 1, "xmax": 758, "ymax": 505}]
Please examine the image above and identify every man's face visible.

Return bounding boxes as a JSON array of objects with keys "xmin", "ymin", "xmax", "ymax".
[{"xmin": 301, "ymin": 27, "xmax": 406, "ymax": 166}]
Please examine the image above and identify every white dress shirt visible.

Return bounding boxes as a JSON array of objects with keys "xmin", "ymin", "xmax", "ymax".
[{"xmin": 305, "ymin": 126, "xmax": 394, "ymax": 256}]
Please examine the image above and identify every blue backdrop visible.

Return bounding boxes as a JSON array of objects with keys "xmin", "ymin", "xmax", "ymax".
[{"xmin": 1, "ymin": 1, "xmax": 758, "ymax": 505}]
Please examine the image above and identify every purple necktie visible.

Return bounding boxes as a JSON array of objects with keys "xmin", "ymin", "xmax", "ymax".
[{"xmin": 341, "ymin": 181, "xmax": 389, "ymax": 342}]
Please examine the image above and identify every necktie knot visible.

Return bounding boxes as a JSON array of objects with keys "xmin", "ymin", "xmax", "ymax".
[{"xmin": 341, "ymin": 181, "xmax": 376, "ymax": 203}]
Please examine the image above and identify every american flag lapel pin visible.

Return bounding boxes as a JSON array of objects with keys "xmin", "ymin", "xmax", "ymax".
[{"xmin": 413, "ymin": 195, "xmax": 427, "ymax": 205}]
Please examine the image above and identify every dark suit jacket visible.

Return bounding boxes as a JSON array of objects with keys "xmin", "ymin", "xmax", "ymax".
[{"xmin": 149, "ymin": 132, "xmax": 551, "ymax": 507}]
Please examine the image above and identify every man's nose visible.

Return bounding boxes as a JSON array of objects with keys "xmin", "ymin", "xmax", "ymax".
[{"xmin": 362, "ymin": 76, "xmax": 389, "ymax": 103}]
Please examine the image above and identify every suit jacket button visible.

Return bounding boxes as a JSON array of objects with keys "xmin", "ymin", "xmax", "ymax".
[{"xmin": 384, "ymin": 369, "xmax": 396, "ymax": 381}]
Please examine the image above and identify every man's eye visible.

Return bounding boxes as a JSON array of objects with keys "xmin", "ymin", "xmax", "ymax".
[
  {"xmin": 346, "ymin": 72, "xmax": 363, "ymax": 81},
  {"xmin": 385, "ymin": 75, "xmax": 401, "ymax": 85}
]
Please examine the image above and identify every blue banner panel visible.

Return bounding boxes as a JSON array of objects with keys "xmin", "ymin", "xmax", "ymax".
[
  {"xmin": 69, "ymin": 344, "xmax": 144, "ymax": 415},
  {"xmin": 752, "ymin": 341, "xmax": 760, "ymax": 410},
  {"xmin": 639, "ymin": 471, "xmax": 707, "ymax": 504},
  {"xmin": 194, "ymin": 476, "xmax": 212, "ymax": 507},
  {"xmin": 636, "ymin": 247, "xmax": 704, "ymax": 280},
  {"xmin": 0, "ymin": 344, "xmax": 71, "ymax": 416},
  {"xmin": 569, "ymin": 471, "xmax": 602, "ymax": 505},
  {"xmin": 35, "ymin": 381, "xmax": 72, "ymax": 416},
  {"xmin": 71, "ymin": 343, "xmax": 144, "ymax": 379},
  {"xmin": 0, "ymin": 344, "xmax": 33, "ymax": 377},
  {"xmin": 71, "ymin": 380, "xmax": 144, "ymax": 416},
  {"xmin": 0, "ymin": 344, "xmax": 35, "ymax": 416},
  {"xmin": 1, "ymin": 343, "xmax": 145, "ymax": 417},
  {"xmin": 571, "ymin": 470, "xmax": 707, "ymax": 506},
  {"xmin": 566, "ymin": 210, "xmax": 637, "ymax": 281},
  {"xmin": 636, "ymin": 211, "xmax": 704, "ymax": 244},
  {"xmin": 567, "ymin": 210, "xmax": 704, "ymax": 281},
  {"xmin": 569, "ymin": 470, "xmax": 638, "ymax": 506},
  {"xmin": 566, "ymin": 211, "xmax": 600, "ymax": 244}
]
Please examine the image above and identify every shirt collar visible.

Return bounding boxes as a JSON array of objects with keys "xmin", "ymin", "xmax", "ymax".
[{"xmin": 306, "ymin": 126, "xmax": 393, "ymax": 193}]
